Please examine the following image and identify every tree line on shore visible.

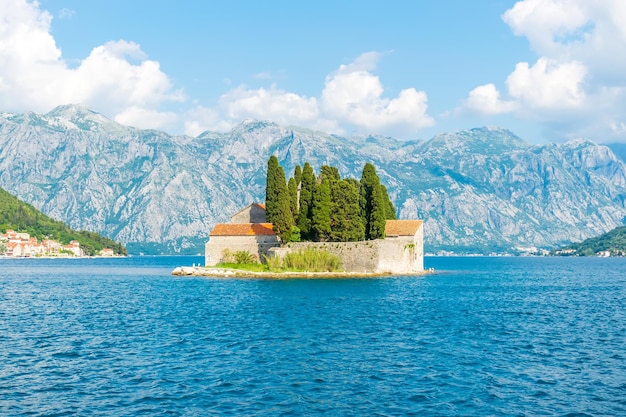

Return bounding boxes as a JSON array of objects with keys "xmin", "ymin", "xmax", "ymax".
[
  {"xmin": 265, "ymin": 156, "xmax": 396, "ymax": 242},
  {"xmin": 0, "ymin": 186, "xmax": 127, "ymax": 256}
]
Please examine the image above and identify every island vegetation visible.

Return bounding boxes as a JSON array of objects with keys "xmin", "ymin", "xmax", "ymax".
[
  {"xmin": 217, "ymin": 247, "xmax": 343, "ymax": 273},
  {"xmin": 265, "ymin": 156, "xmax": 396, "ymax": 243},
  {"xmin": 208, "ymin": 158, "xmax": 398, "ymax": 273},
  {"xmin": 0, "ymin": 186, "xmax": 127, "ymax": 256},
  {"xmin": 553, "ymin": 226, "xmax": 626, "ymax": 256}
]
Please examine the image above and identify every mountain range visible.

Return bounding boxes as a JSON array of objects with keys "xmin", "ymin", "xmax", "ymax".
[{"xmin": 1, "ymin": 104, "xmax": 625, "ymax": 254}]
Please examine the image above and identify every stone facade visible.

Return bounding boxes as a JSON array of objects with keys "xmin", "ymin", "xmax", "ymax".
[
  {"xmin": 205, "ymin": 203, "xmax": 279, "ymax": 266},
  {"xmin": 205, "ymin": 232, "xmax": 279, "ymax": 266},
  {"xmin": 270, "ymin": 220, "xmax": 424, "ymax": 274},
  {"xmin": 230, "ymin": 203, "xmax": 267, "ymax": 223}
]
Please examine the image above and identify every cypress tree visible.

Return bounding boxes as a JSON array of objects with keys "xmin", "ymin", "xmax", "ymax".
[
  {"xmin": 265, "ymin": 156, "xmax": 294, "ymax": 241},
  {"xmin": 368, "ymin": 184, "xmax": 387, "ymax": 239},
  {"xmin": 330, "ymin": 179, "xmax": 365, "ymax": 242},
  {"xmin": 381, "ymin": 185, "xmax": 397, "ymax": 220},
  {"xmin": 294, "ymin": 165, "xmax": 302, "ymax": 187},
  {"xmin": 265, "ymin": 155, "xmax": 280, "ymax": 224},
  {"xmin": 297, "ymin": 162, "xmax": 316, "ymax": 240},
  {"xmin": 311, "ymin": 178, "xmax": 331, "ymax": 242},
  {"xmin": 288, "ymin": 177, "xmax": 298, "ymax": 220},
  {"xmin": 273, "ymin": 165, "xmax": 294, "ymax": 241},
  {"xmin": 320, "ymin": 165, "xmax": 340, "ymax": 182},
  {"xmin": 359, "ymin": 163, "xmax": 387, "ymax": 240}
]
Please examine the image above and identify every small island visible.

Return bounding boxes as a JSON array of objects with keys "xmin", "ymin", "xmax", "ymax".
[{"xmin": 174, "ymin": 158, "xmax": 427, "ymax": 278}]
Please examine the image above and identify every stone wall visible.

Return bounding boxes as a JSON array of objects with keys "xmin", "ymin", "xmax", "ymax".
[
  {"xmin": 205, "ymin": 235, "xmax": 279, "ymax": 266},
  {"xmin": 272, "ymin": 233, "xmax": 424, "ymax": 274},
  {"xmin": 277, "ymin": 241, "xmax": 380, "ymax": 272},
  {"xmin": 230, "ymin": 205, "xmax": 267, "ymax": 223},
  {"xmin": 375, "ymin": 232, "xmax": 424, "ymax": 273},
  {"xmin": 205, "ymin": 227, "xmax": 424, "ymax": 274}
]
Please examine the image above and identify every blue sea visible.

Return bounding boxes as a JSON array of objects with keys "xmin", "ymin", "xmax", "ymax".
[{"xmin": 1, "ymin": 256, "xmax": 625, "ymax": 416}]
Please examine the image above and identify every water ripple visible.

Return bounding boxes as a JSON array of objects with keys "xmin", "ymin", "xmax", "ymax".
[{"xmin": 0, "ymin": 256, "xmax": 625, "ymax": 416}]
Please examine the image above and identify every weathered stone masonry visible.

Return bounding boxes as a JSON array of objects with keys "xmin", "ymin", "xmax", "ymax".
[{"xmin": 270, "ymin": 220, "xmax": 424, "ymax": 274}]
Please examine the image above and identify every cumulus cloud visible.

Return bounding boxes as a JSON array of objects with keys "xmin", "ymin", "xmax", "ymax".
[
  {"xmin": 2, "ymin": 1, "xmax": 433, "ymax": 138},
  {"xmin": 506, "ymin": 58, "xmax": 587, "ymax": 109},
  {"xmin": 0, "ymin": 0, "xmax": 183, "ymax": 130},
  {"xmin": 187, "ymin": 52, "xmax": 434, "ymax": 138},
  {"xmin": 184, "ymin": 85, "xmax": 339, "ymax": 136},
  {"xmin": 465, "ymin": 84, "xmax": 517, "ymax": 115},
  {"xmin": 320, "ymin": 52, "xmax": 434, "ymax": 134},
  {"xmin": 464, "ymin": 0, "xmax": 626, "ymax": 141}
]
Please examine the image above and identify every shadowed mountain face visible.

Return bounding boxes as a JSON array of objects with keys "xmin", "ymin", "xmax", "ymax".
[{"xmin": 1, "ymin": 105, "xmax": 625, "ymax": 254}]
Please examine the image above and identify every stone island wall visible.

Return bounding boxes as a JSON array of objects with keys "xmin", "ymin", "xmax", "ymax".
[
  {"xmin": 269, "ymin": 232, "xmax": 424, "ymax": 274},
  {"xmin": 205, "ymin": 235, "xmax": 279, "ymax": 266}
]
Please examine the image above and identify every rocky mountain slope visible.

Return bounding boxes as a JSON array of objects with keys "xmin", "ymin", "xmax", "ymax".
[{"xmin": 1, "ymin": 105, "xmax": 625, "ymax": 254}]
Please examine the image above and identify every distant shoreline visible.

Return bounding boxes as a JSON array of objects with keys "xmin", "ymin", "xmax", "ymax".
[
  {"xmin": 172, "ymin": 266, "xmax": 433, "ymax": 279},
  {"xmin": 0, "ymin": 255, "xmax": 127, "ymax": 259}
]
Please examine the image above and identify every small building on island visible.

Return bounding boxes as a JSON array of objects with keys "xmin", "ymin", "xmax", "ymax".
[
  {"xmin": 205, "ymin": 203, "xmax": 424, "ymax": 274},
  {"xmin": 205, "ymin": 203, "xmax": 279, "ymax": 266}
]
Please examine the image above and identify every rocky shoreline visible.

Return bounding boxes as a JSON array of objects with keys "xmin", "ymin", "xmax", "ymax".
[{"xmin": 171, "ymin": 266, "xmax": 433, "ymax": 279}]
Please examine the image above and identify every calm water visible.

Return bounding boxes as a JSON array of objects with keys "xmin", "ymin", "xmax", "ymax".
[{"xmin": 1, "ymin": 256, "xmax": 625, "ymax": 416}]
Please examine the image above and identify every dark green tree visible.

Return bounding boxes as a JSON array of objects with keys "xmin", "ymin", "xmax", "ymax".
[
  {"xmin": 330, "ymin": 179, "xmax": 365, "ymax": 242},
  {"xmin": 294, "ymin": 165, "xmax": 302, "ymax": 187},
  {"xmin": 265, "ymin": 155, "xmax": 280, "ymax": 223},
  {"xmin": 381, "ymin": 185, "xmax": 397, "ymax": 220},
  {"xmin": 274, "ymin": 166, "xmax": 294, "ymax": 240},
  {"xmin": 297, "ymin": 162, "xmax": 316, "ymax": 240},
  {"xmin": 311, "ymin": 178, "xmax": 331, "ymax": 242},
  {"xmin": 360, "ymin": 163, "xmax": 386, "ymax": 240},
  {"xmin": 288, "ymin": 177, "xmax": 298, "ymax": 220},
  {"xmin": 368, "ymin": 184, "xmax": 387, "ymax": 239},
  {"xmin": 319, "ymin": 165, "xmax": 340, "ymax": 182},
  {"xmin": 344, "ymin": 177, "xmax": 360, "ymax": 190},
  {"xmin": 265, "ymin": 156, "xmax": 294, "ymax": 241}
]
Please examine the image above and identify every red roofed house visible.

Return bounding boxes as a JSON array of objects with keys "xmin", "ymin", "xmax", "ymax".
[
  {"xmin": 377, "ymin": 220, "xmax": 424, "ymax": 273},
  {"xmin": 205, "ymin": 203, "xmax": 279, "ymax": 266}
]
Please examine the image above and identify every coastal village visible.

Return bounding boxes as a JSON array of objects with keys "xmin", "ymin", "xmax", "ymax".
[{"xmin": 0, "ymin": 230, "xmax": 115, "ymax": 258}]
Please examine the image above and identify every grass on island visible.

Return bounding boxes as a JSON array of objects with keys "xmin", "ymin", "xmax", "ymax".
[
  {"xmin": 215, "ymin": 262, "xmax": 268, "ymax": 272},
  {"xmin": 211, "ymin": 248, "xmax": 342, "ymax": 273}
]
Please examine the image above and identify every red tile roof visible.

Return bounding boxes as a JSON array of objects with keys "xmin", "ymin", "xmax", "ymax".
[
  {"xmin": 385, "ymin": 220, "xmax": 423, "ymax": 236},
  {"xmin": 210, "ymin": 223, "xmax": 276, "ymax": 236}
]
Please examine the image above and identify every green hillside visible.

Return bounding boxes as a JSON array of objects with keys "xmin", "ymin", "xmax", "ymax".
[
  {"xmin": 555, "ymin": 226, "xmax": 626, "ymax": 256},
  {"xmin": 0, "ymin": 187, "xmax": 126, "ymax": 256}
]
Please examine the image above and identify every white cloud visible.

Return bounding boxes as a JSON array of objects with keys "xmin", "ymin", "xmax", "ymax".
[
  {"xmin": 1, "ymin": 1, "xmax": 433, "ymax": 139},
  {"xmin": 321, "ymin": 61, "xmax": 434, "ymax": 135},
  {"xmin": 506, "ymin": 58, "xmax": 586, "ymax": 109},
  {"xmin": 184, "ymin": 52, "xmax": 434, "ymax": 138},
  {"xmin": 183, "ymin": 85, "xmax": 340, "ymax": 136},
  {"xmin": 58, "ymin": 8, "xmax": 75, "ymax": 20},
  {"xmin": 503, "ymin": 0, "xmax": 590, "ymax": 55},
  {"xmin": 465, "ymin": 83, "xmax": 517, "ymax": 115},
  {"xmin": 0, "ymin": 0, "xmax": 183, "ymax": 129},
  {"xmin": 114, "ymin": 107, "xmax": 179, "ymax": 131},
  {"xmin": 463, "ymin": 0, "xmax": 626, "ymax": 141},
  {"xmin": 220, "ymin": 84, "xmax": 320, "ymax": 124}
]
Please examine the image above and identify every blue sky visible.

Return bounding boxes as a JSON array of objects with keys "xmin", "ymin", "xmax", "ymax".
[{"xmin": 2, "ymin": 1, "xmax": 626, "ymax": 143}]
